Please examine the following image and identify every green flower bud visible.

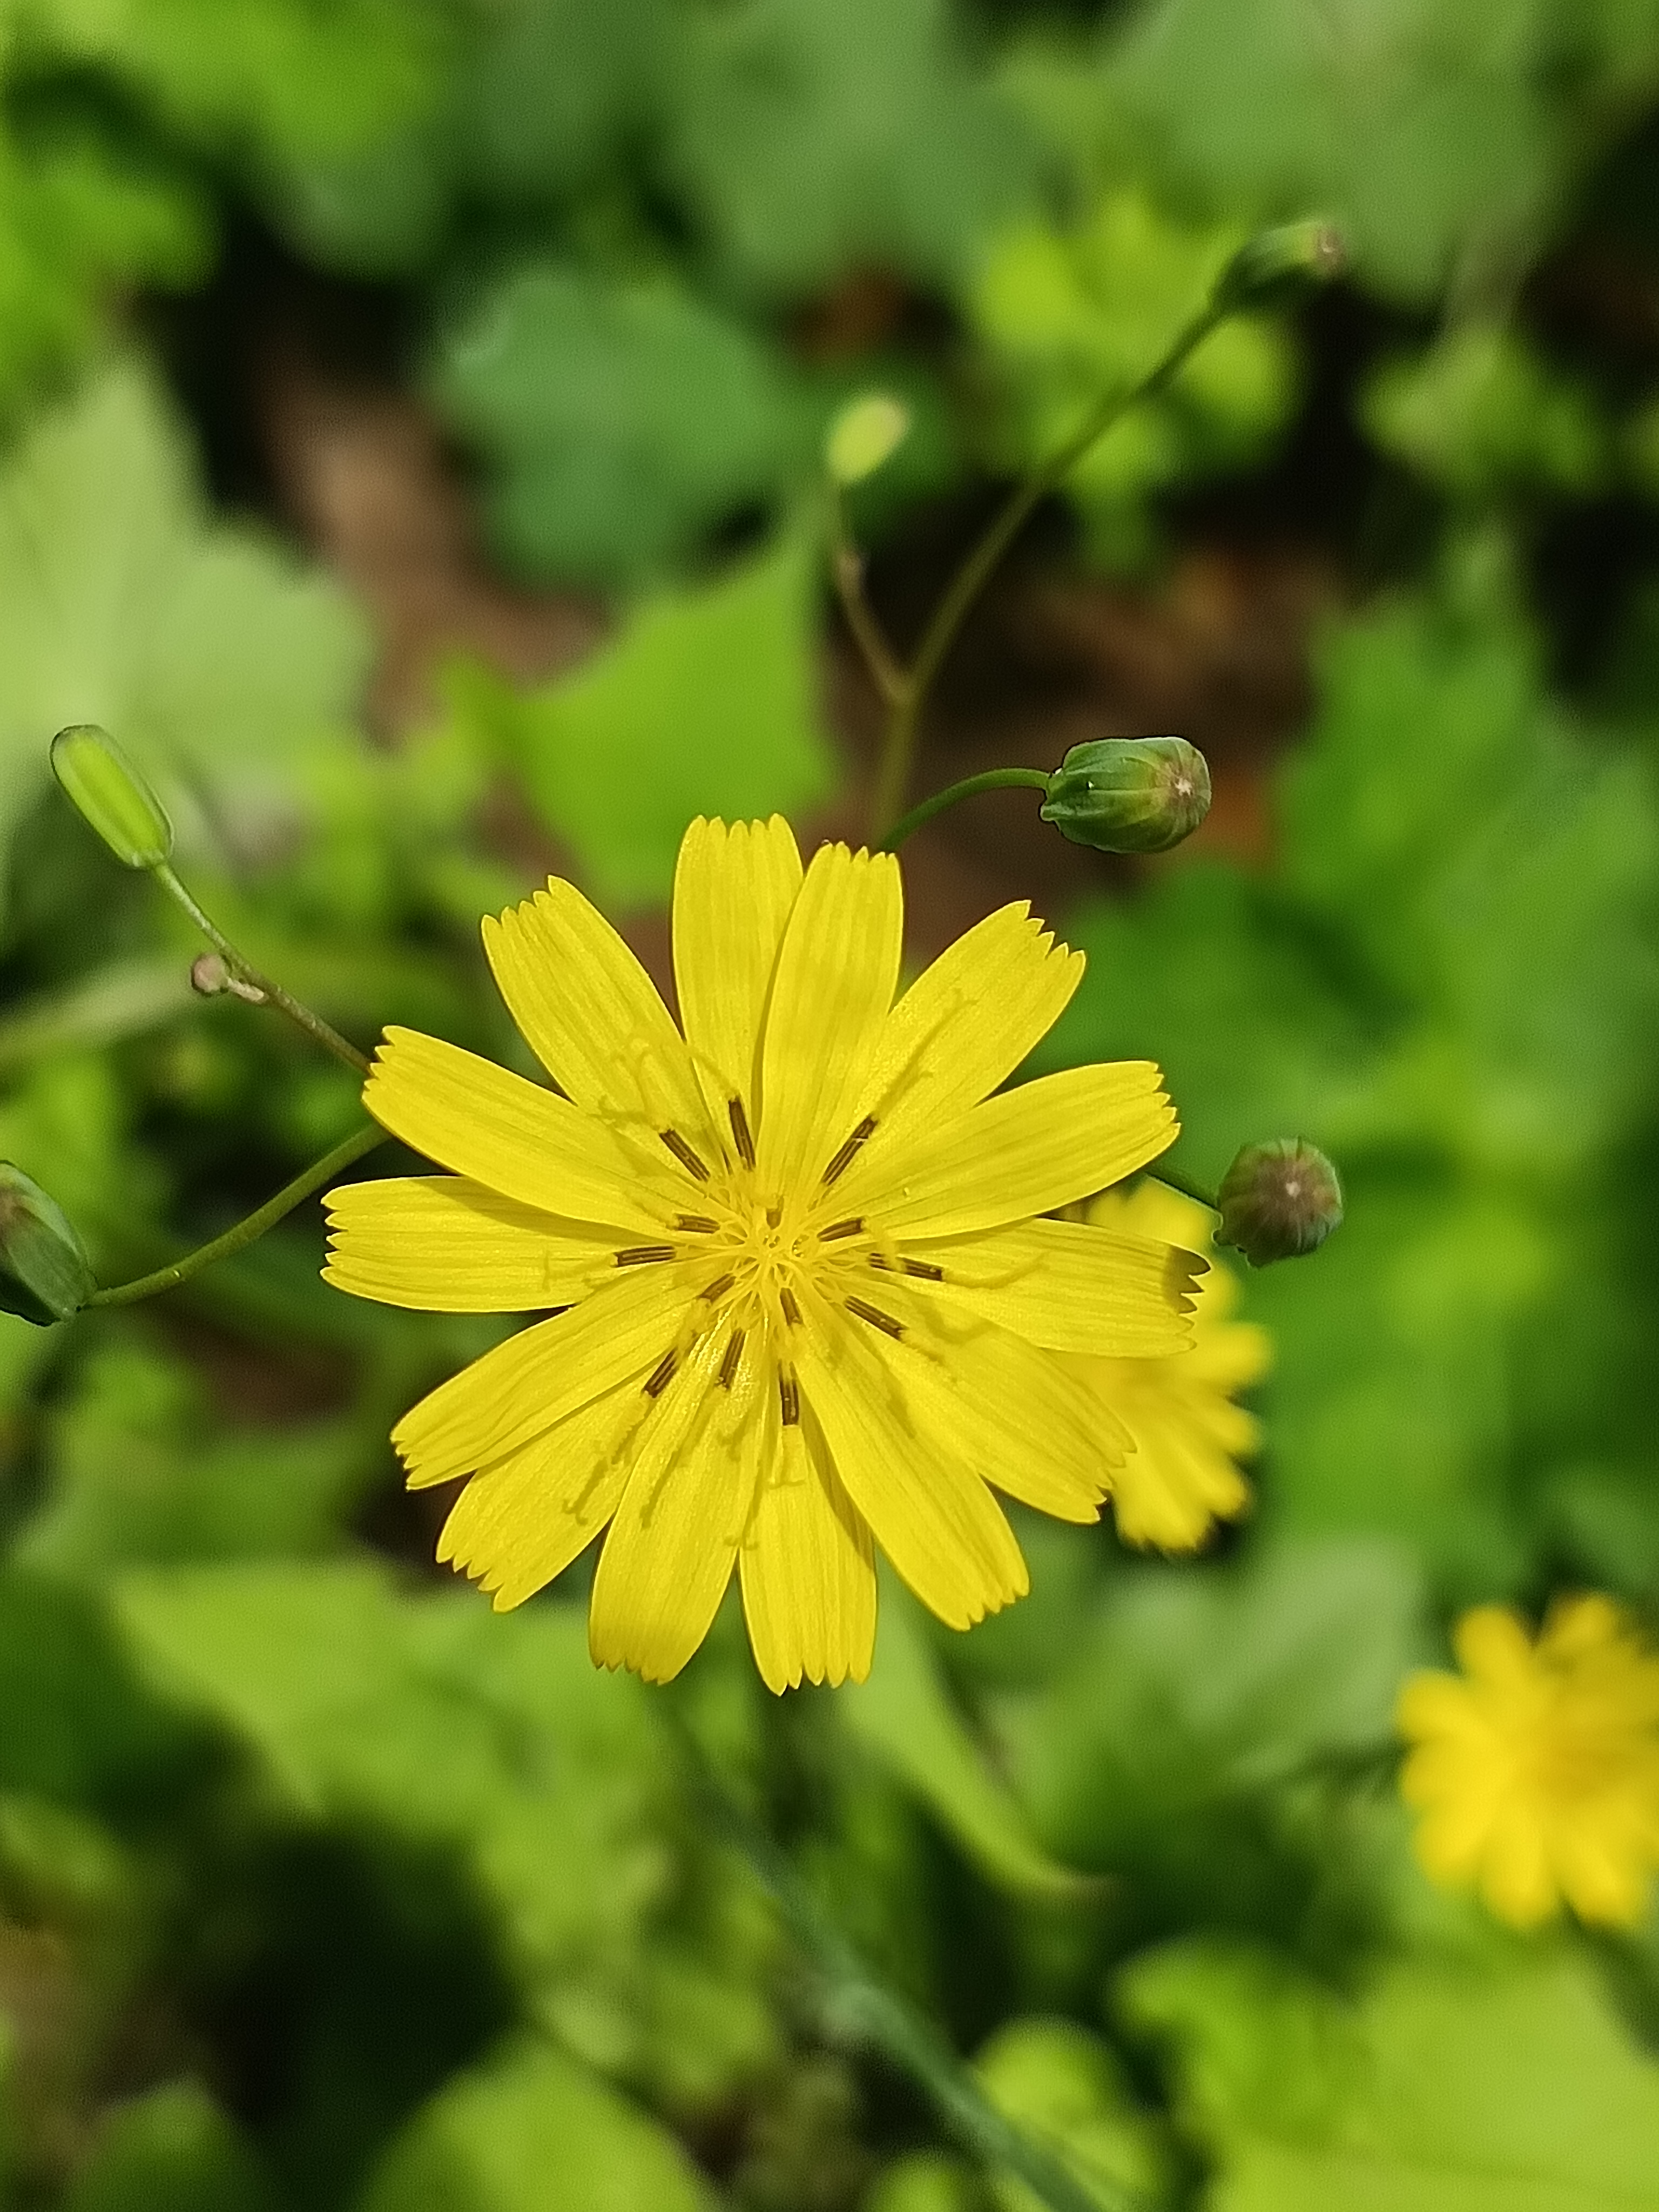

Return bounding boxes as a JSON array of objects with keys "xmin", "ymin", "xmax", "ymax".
[
  {"xmin": 1211, "ymin": 221, "xmax": 1346, "ymax": 314},
  {"xmin": 50, "ymin": 724, "xmax": 173, "ymax": 869},
  {"xmin": 1216, "ymin": 1138, "xmax": 1343, "ymax": 1266},
  {"xmin": 825, "ymin": 393, "xmax": 911, "ymax": 485},
  {"xmin": 0, "ymin": 1163, "xmax": 95, "ymax": 1325},
  {"xmin": 1040, "ymin": 737, "xmax": 1212, "ymax": 855}
]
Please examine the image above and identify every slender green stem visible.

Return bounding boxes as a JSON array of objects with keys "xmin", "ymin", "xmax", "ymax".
[
  {"xmin": 830, "ymin": 485, "xmax": 908, "ymax": 708},
  {"xmin": 153, "ymin": 863, "xmax": 369, "ymax": 1076},
  {"xmin": 85, "ymin": 1123, "xmax": 387, "ymax": 1309},
  {"xmin": 1151, "ymin": 1161, "xmax": 1220, "ymax": 1213},
  {"xmin": 869, "ymin": 300, "xmax": 1227, "ymax": 839},
  {"xmin": 664, "ymin": 1707, "xmax": 1138, "ymax": 2212},
  {"xmin": 877, "ymin": 768, "xmax": 1053, "ymax": 853}
]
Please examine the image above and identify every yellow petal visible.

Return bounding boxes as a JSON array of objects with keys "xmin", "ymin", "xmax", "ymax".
[
  {"xmin": 756, "ymin": 842, "xmax": 902, "ymax": 1189},
  {"xmin": 834, "ymin": 1061, "xmax": 1176, "ymax": 1238},
  {"xmin": 1104, "ymin": 1408, "xmax": 1250, "ymax": 1550},
  {"xmin": 795, "ymin": 1296, "xmax": 1028, "ymax": 1630},
  {"xmin": 881, "ymin": 1290, "xmax": 1123, "ymax": 1523},
  {"xmin": 673, "ymin": 816, "xmax": 804, "ymax": 1137},
  {"xmin": 588, "ymin": 1330, "xmax": 756, "ymax": 1682},
  {"xmin": 323, "ymin": 1176, "xmax": 618, "ymax": 1311},
  {"xmin": 894, "ymin": 1216, "xmax": 1200, "ymax": 1356},
  {"xmin": 364, "ymin": 1027, "xmax": 682, "ymax": 1233},
  {"xmin": 1481, "ymin": 1814, "xmax": 1558, "ymax": 1927},
  {"xmin": 392, "ymin": 1263, "xmax": 702, "ymax": 1486},
  {"xmin": 1453, "ymin": 1606, "xmax": 1536, "ymax": 1690},
  {"xmin": 437, "ymin": 1381, "xmax": 638, "ymax": 1609},
  {"xmin": 481, "ymin": 878, "xmax": 711, "ymax": 1145},
  {"xmin": 852, "ymin": 902, "xmax": 1083, "ymax": 1153},
  {"xmin": 740, "ymin": 1405, "xmax": 877, "ymax": 1692}
]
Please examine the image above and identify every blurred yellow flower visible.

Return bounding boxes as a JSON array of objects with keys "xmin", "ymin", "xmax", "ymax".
[
  {"xmin": 325, "ymin": 816, "xmax": 1197, "ymax": 1690},
  {"xmin": 1065, "ymin": 1180, "xmax": 1269, "ymax": 1550},
  {"xmin": 1398, "ymin": 1596, "xmax": 1659, "ymax": 1928}
]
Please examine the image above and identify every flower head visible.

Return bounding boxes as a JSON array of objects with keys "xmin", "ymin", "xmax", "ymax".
[
  {"xmin": 1065, "ymin": 1181, "xmax": 1269, "ymax": 1550},
  {"xmin": 325, "ymin": 818, "xmax": 1195, "ymax": 1690},
  {"xmin": 1398, "ymin": 1596, "xmax": 1659, "ymax": 1928}
]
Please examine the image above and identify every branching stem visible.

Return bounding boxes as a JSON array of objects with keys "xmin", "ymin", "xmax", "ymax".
[
  {"xmin": 154, "ymin": 863, "xmax": 369, "ymax": 1076},
  {"xmin": 866, "ymin": 300, "xmax": 1227, "ymax": 840}
]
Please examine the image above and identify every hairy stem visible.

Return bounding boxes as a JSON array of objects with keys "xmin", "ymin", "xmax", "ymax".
[
  {"xmin": 85, "ymin": 1123, "xmax": 387, "ymax": 1309},
  {"xmin": 154, "ymin": 864, "xmax": 370, "ymax": 1076},
  {"xmin": 665, "ymin": 1707, "xmax": 1141, "ymax": 2212},
  {"xmin": 876, "ymin": 767, "xmax": 1053, "ymax": 853}
]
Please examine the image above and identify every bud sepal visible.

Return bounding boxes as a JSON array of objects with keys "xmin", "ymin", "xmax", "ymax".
[
  {"xmin": 0, "ymin": 1163, "xmax": 96, "ymax": 1325},
  {"xmin": 1041, "ymin": 736, "xmax": 1212, "ymax": 855},
  {"xmin": 1216, "ymin": 1138, "xmax": 1343, "ymax": 1266},
  {"xmin": 50, "ymin": 724, "xmax": 173, "ymax": 870}
]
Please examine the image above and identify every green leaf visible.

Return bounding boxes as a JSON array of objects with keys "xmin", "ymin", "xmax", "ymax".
[
  {"xmin": 1001, "ymin": 1542, "xmax": 1423, "ymax": 1953},
  {"xmin": 1364, "ymin": 326, "xmax": 1610, "ymax": 498},
  {"xmin": 110, "ymin": 1563, "xmax": 779, "ymax": 2106},
  {"xmin": 665, "ymin": 0, "xmax": 1037, "ymax": 299},
  {"xmin": 970, "ymin": 186, "xmax": 1296, "ymax": 566},
  {"xmin": 64, "ymin": 2080, "xmax": 278, "ymax": 2212},
  {"xmin": 476, "ymin": 527, "xmax": 837, "ymax": 905},
  {"xmin": 0, "ymin": 116, "xmax": 207, "ymax": 422},
  {"xmin": 1121, "ymin": 1941, "xmax": 1659, "ymax": 2210},
  {"xmin": 843, "ymin": 1580, "xmax": 1097, "ymax": 1904},
  {"xmin": 357, "ymin": 2036, "xmax": 721, "ymax": 2212},
  {"xmin": 17, "ymin": 1341, "xmax": 373, "ymax": 1574},
  {"xmin": 1102, "ymin": 0, "xmax": 1651, "ymax": 302},
  {"xmin": 976, "ymin": 2019, "xmax": 1169, "ymax": 2212},
  {"xmin": 0, "ymin": 358, "xmax": 370, "ymax": 918},
  {"xmin": 29, "ymin": 0, "xmax": 455, "ymax": 165},
  {"xmin": 431, "ymin": 262, "xmax": 812, "ymax": 585}
]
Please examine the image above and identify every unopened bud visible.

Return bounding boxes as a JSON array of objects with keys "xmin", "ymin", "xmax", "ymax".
[
  {"xmin": 826, "ymin": 393, "xmax": 911, "ymax": 485},
  {"xmin": 1041, "ymin": 737, "xmax": 1211, "ymax": 855},
  {"xmin": 50, "ymin": 724, "xmax": 173, "ymax": 870},
  {"xmin": 191, "ymin": 953, "xmax": 265, "ymax": 1004},
  {"xmin": 1212, "ymin": 221, "xmax": 1345, "ymax": 314},
  {"xmin": 0, "ymin": 1163, "xmax": 95, "ymax": 1325},
  {"xmin": 1216, "ymin": 1138, "xmax": 1343, "ymax": 1266}
]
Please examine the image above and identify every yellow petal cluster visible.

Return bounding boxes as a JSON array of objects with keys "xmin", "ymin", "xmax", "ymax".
[
  {"xmin": 1065, "ymin": 1181, "xmax": 1269, "ymax": 1550},
  {"xmin": 325, "ymin": 817, "xmax": 1197, "ymax": 1690},
  {"xmin": 1398, "ymin": 1596, "xmax": 1659, "ymax": 1928}
]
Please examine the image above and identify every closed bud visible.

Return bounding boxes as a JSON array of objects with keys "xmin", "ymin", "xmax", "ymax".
[
  {"xmin": 825, "ymin": 393, "xmax": 911, "ymax": 485},
  {"xmin": 1216, "ymin": 1138, "xmax": 1343, "ymax": 1266},
  {"xmin": 1041, "ymin": 736, "xmax": 1211, "ymax": 855},
  {"xmin": 1211, "ymin": 221, "xmax": 1345, "ymax": 314},
  {"xmin": 0, "ymin": 1163, "xmax": 95, "ymax": 1325},
  {"xmin": 50, "ymin": 724, "xmax": 173, "ymax": 870}
]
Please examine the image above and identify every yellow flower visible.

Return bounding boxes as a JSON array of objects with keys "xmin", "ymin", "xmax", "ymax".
[
  {"xmin": 325, "ymin": 817, "xmax": 1198, "ymax": 1690},
  {"xmin": 1398, "ymin": 1596, "xmax": 1659, "ymax": 1928},
  {"xmin": 1065, "ymin": 1181, "xmax": 1269, "ymax": 1550}
]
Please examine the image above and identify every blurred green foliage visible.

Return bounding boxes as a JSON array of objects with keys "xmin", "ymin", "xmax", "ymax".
[{"xmin": 6, "ymin": 0, "xmax": 1659, "ymax": 2208}]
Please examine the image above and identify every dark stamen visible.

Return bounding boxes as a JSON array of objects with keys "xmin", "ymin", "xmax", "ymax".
[
  {"xmin": 615, "ymin": 1244, "xmax": 676, "ymax": 1266},
  {"xmin": 700, "ymin": 1272, "xmax": 736, "ymax": 1303},
  {"xmin": 660, "ymin": 1129, "xmax": 710, "ymax": 1181},
  {"xmin": 819, "ymin": 1217, "xmax": 865, "ymax": 1242},
  {"xmin": 779, "ymin": 1367, "xmax": 800, "ymax": 1426},
  {"xmin": 846, "ymin": 1296, "xmax": 904, "ymax": 1339},
  {"xmin": 719, "ymin": 1332, "xmax": 745, "ymax": 1390},
  {"xmin": 870, "ymin": 1253, "xmax": 943, "ymax": 1281},
  {"xmin": 727, "ymin": 1096, "xmax": 756, "ymax": 1169},
  {"xmin": 643, "ymin": 1348, "xmax": 679, "ymax": 1397},
  {"xmin": 779, "ymin": 1286, "xmax": 801, "ymax": 1326},
  {"xmin": 676, "ymin": 1212, "xmax": 719, "ymax": 1233},
  {"xmin": 822, "ymin": 1114, "xmax": 877, "ymax": 1186}
]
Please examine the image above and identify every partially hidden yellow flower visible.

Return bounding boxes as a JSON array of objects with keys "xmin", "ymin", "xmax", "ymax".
[
  {"xmin": 1398, "ymin": 1596, "xmax": 1659, "ymax": 1928},
  {"xmin": 1067, "ymin": 1180, "xmax": 1270, "ymax": 1550},
  {"xmin": 324, "ymin": 817, "xmax": 1199, "ymax": 1690}
]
